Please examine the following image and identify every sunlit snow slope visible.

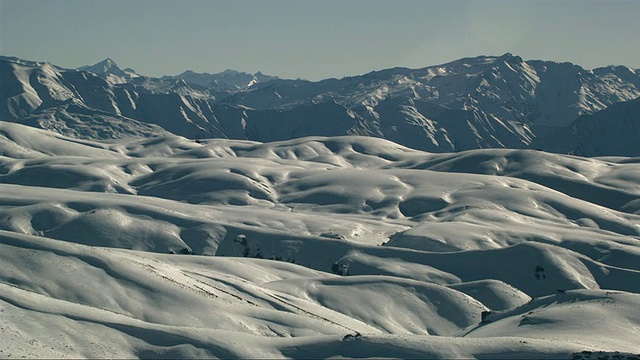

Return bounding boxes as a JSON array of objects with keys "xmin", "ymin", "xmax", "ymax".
[{"xmin": 1, "ymin": 121, "xmax": 640, "ymax": 358}]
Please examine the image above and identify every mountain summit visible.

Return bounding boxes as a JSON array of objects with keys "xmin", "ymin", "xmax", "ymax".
[
  {"xmin": 78, "ymin": 58, "xmax": 140, "ymax": 84},
  {"xmin": 172, "ymin": 69, "xmax": 278, "ymax": 91},
  {"xmin": 78, "ymin": 58, "xmax": 118, "ymax": 73}
]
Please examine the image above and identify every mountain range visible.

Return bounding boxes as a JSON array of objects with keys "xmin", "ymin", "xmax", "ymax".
[
  {"xmin": 3, "ymin": 54, "xmax": 640, "ymax": 357},
  {"xmin": 1, "ymin": 54, "xmax": 639, "ymax": 155}
]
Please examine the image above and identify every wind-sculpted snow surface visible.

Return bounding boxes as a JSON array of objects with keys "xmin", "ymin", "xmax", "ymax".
[{"xmin": 1, "ymin": 121, "xmax": 640, "ymax": 358}]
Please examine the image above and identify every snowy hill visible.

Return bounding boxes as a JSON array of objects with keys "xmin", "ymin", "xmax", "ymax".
[
  {"xmin": 1, "ymin": 54, "xmax": 640, "ymax": 154},
  {"xmin": 2, "ymin": 121, "xmax": 640, "ymax": 357}
]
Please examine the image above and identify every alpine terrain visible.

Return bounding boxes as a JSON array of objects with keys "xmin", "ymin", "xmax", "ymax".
[
  {"xmin": 1, "ymin": 55, "xmax": 640, "ymax": 358},
  {"xmin": 2, "ymin": 54, "xmax": 640, "ymax": 155}
]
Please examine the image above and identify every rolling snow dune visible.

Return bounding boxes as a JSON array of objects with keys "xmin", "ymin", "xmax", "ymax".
[{"xmin": 1, "ymin": 121, "xmax": 640, "ymax": 358}]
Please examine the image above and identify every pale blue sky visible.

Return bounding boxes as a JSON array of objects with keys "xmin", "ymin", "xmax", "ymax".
[{"xmin": 1, "ymin": 0, "xmax": 639, "ymax": 80}]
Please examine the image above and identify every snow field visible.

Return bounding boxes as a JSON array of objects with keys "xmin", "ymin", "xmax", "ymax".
[{"xmin": 1, "ymin": 121, "xmax": 640, "ymax": 357}]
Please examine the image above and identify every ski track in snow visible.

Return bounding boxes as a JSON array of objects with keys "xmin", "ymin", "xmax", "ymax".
[{"xmin": 1, "ymin": 121, "xmax": 640, "ymax": 358}]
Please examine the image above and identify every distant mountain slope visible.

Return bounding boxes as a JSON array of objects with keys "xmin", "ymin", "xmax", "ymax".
[
  {"xmin": 1, "ymin": 54, "xmax": 639, "ymax": 155},
  {"xmin": 225, "ymin": 53, "xmax": 640, "ymax": 127},
  {"xmin": 539, "ymin": 97, "xmax": 640, "ymax": 156},
  {"xmin": 172, "ymin": 69, "xmax": 278, "ymax": 91},
  {"xmin": 349, "ymin": 96, "xmax": 534, "ymax": 152}
]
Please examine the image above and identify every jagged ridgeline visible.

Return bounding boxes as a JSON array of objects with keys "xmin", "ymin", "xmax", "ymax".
[{"xmin": 2, "ymin": 54, "xmax": 639, "ymax": 156}]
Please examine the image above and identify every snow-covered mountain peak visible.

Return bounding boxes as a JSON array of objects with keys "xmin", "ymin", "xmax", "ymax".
[
  {"xmin": 593, "ymin": 65, "xmax": 640, "ymax": 88},
  {"xmin": 0, "ymin": 55, "xmax": 70, "ymax": 71},
  {"xmin": 218, "ymin": 68, "xmax": 242, "ymax": 77},
  {"xmin": 80, "ymin": 58, "xmax": 119, "ymax": 74},
  {"xmin": 496, "ymin": 52, "xmax": 523, "ymax": 63},
  {"xmin": 99, "ymin": 57, "xmax": 116, "ymax": 68},
  {"xmin": 440, "ymin": 53, "xmax": 523, "ymax": 70},
  {"xmin": 173, "ymin": 68, "xmax": 278, "ymax": 91},
  {"xmin": 78, "ymin": 58, "xmax": 140, "ymax": 84}
]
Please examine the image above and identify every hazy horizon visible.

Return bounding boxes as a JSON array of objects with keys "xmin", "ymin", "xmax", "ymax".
[{"xmin": 2, "ymin": 0, "xmax": 640, "ymax": 80}]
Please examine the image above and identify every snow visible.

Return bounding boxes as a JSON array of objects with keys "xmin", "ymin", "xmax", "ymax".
[
  {"xmin": 4, "ymin": 54, "xmax": 640, "ymax": 156},
  {"xmin": 2, "ymin": 121, "xmax": 640, "ymax": 357},
  {"xmin": 78, "ymin": 58, "xmax": 140, "ymax": 85},
  {"xmin": 173, "ymin": 69, "xmax": 278, "ymax": 91}
]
